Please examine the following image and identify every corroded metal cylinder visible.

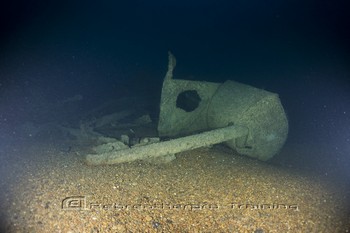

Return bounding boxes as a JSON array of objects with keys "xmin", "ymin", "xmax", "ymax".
[
  {"xmin": 207, "ymin": 80, "xmax": 288, "ymax": 160},
  {"xmin": 158, "ymin": 52, "xmax": 288, "ymax": 161}
]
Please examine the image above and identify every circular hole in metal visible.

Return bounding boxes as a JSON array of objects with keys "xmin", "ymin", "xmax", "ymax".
[{"xmin": 176, "ymin": 90, "xmax": 201, "ymax": 112}]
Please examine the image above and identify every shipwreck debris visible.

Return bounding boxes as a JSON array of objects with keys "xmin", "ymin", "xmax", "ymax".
[
  {"xmin": 86, "ymin": 125, "xmax": 248, "ymax": 165},
  {"xmin": 85, "ymin": 52, "xmax": 288, "ymax": 165}
]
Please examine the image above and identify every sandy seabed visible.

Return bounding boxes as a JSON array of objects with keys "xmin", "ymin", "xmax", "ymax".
[{"xmin": 0, "ymin": 139, "xmax": 349, "ymax": 233}]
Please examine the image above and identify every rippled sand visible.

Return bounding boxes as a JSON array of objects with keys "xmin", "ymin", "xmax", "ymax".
[{"xmin": 0, "ymin": 139, "xmax": 349, "ymax": 232}]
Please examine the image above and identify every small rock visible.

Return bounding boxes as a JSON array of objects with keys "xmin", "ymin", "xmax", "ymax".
[{"xmin": 152, "ymin": 221, "xmax": 161, "ymax": 229}]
